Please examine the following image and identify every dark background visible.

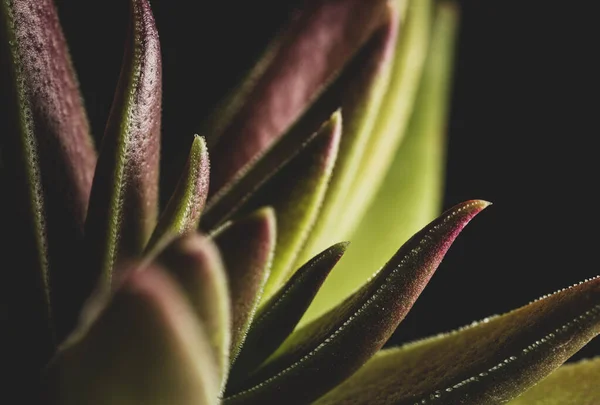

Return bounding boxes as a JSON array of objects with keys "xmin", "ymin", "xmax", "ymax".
[{"xmin": 52, "ymin": 0, "xmax": 599, "ymax": 358}]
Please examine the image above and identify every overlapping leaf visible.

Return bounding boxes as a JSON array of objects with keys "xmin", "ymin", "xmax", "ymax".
[
  {"xmin": 83, "ymin": 0, "xmax": 161, "ymax": 293},
  {"xmin": 0, "ymin": 0, "xmax": 96, "ymax": 373},
  {"xmin": 204, "ymin": 0, "xmax": 389, "ymax": 194},
  {"xmin": 507, "ymin": 357, "xmax": 600, "ymax": 404},
  {"xmin": 314, "ymin": 277, "xmax": 600, "ymax": 405},
  {"xmin": 224, "ymin": 200, "xmax": 489, "ymax": 404},
  {"xmin": 228, "ymin": 242, "xmax": 348, "ymax": 385},
  {"xmin": 294, "ymin": 4, "xmax": 400, "ymax": 266},
  {"xmin": 212, "ymin": 208, "xmax": 276, "ymax": 364},
  {"xmin": 47, "ymin": 265, "xmax": 219, "ymax": 405},
  {"xmin": 156, "ymin": 234, "xmax": 230, "ymax": 391},
  {"xmin": 304, "ymin": 0, "xmax": 456, "ymax": 324}
]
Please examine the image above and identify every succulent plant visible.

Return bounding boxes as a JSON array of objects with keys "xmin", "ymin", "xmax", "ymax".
[{"xmin": 1, "ymin": 0, "xmax": 598, "ymax": 404}]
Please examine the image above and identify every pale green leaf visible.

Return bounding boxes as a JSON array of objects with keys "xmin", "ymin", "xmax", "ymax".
[
  {"xmin": 507, "ymin": 357, "xmax": 600, "ymax": 405},
  {"xmin": 303, "ymin": 0, "xmax": 457, "ymax": 324},
  {"xmin": 146, "ymin": 136, "xmax": 210, "ymax": 253}
]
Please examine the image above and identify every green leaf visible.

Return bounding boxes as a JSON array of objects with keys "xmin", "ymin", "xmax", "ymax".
[
  {"xmin": 303, "ymin": 0, "xmax": 457, "ymax": 324},
  {"xmin": 313, "ymin": 277, "xmax": 600, "ymax": 405},
  {"xmin": 294, "ymin": 4, "xmax": 401, "ymax": 266},
  {"xmin": 224, "ymin": 200, "xmax": 489, "ymax": 405},
  {"xmin": 337, "ymin": 0, "xmax": 432, "ymax": 239},
  {"xmin": 83, "ymin": 0, "xmax": 161, "ymax": 292},
  {"xmin": 212, "ymin": 207, "xmax": 276, "ymax": 365},
  {"xmin": 507, "ymin": 357, "xmax": 600, "ymax": 405},
  {"xmin": 228, "ymin": 242, "xmax": 349, "ymax": 385},
  {"xmin": 46, "ymin": 265, "xmax": 220, "ymax": 405},
  {"xmin": 0, "ymin": 0, "xmax": 96, "ymax": 367},
  {"xmin": 146, "ymin": 136, "xmax": 210, "ymax": 252},
  {"xmin": 155, "ymin": 234, "xmax": 230, "ymax": 393},
  {"xmin": 203, "ymin": 0, "xmax": 389, "ymax": 194}
]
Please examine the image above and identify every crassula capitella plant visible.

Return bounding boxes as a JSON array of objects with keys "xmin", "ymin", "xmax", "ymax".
[{"xmin": 0, "ymin": 0, "xmax": 598, "ymax": 403}]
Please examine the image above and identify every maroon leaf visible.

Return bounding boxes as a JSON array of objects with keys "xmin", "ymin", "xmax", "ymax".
[
  {"xmin": 82, "ymin": 0, "xmax": 161, "ymax": 299},
  {"xmin": 212, "ymin": 207, "xmax": 276, "ymax": 365},
  {"xmin": 205, "ymin": 0, "xmax": 389, "ymax": 194},
  {"xmin": 0, "ymin": 0, "xmax": 96, "ymax": 376}
]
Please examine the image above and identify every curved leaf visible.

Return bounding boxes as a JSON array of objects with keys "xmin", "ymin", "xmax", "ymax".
[
  {"xmin": 294, "ymin": 5, "xmax": 400, "ymax": 266},
  {"xmin": 205, "ymin": 0, "xmax": 389, "ymax": 194},
  {"xmin": 313, "ymin": 277, "xmax": 600, "ymax": 405},
  {"xmin": 83, "ymin": 0, "xmax": 161, "ymax": 291},
  {"xmin": 228, "ymin": 242, "xmax": 349, "ymax": 385},
  {"xmin": 156, "ymin": 234, "xmax": 230, "ymax": 392},
  {"xmin": 0, "ymin": 0, "xmax": 96, "ymax": 370},
  {"xmin": 212, "ymin": 207, "xmax": 276, "ymax": 364},
  {"xmin": 304, "ymin": 0, "xmax": 457, "ymax": 324},
  {"xmin": 337, "ymin": 0, "xmax": 432, "ymax": 239},
  {"xmin": 46, "ymin": 265, "xmax": 219, "ymax": 405},
  {"xmin": 147, "ymin": 135, "xmax": 209, "ymax": 252},
  {"xmin": 224, "ymin": 200, "xmax": 489, "ymax": 404},
  {"xmin": 507, "ymin": 357, "xmax": 600, "ymax": 405}
]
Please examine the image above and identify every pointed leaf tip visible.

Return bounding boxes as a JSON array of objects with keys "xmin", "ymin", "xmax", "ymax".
[
  {"xmin": 224, "ymin": 200, "xmax": 489, "ymax": 404},
  {"xmin": 228, "ymin": 241, "xmax": 349, "ymax": 384},
  {"xmin": 83, "ymin": 0, "xmax": 162, "ymax": 293},
  {"xmin": 315, "ymin": 276, "xmax": 600, "ymax": 405},
  {"xmin": 146, "ymin": 135, "xmax": 210, "ymax": 252}
]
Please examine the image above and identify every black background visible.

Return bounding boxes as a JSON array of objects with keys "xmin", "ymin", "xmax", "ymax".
[{"xmin": 52, "ymin": 0, "xmax": 599, "ymax": 358}]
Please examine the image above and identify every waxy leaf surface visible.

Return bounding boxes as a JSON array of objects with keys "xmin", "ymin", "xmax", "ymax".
[
  {"xmin": 212, "ymin": 208, "xmax": 276, "ymax": 365},
  {"xmin": 224, "ymin": 200, "xmax": 489, "ymax": 405},
  {"xmin": 314, "ymin": 277, "xmax": 600, "ymax": 405}
]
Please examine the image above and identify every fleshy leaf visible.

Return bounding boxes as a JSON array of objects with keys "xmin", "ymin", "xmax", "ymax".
[
  {"xmin": 337, "ymin": 0, "xmax": 432, "ymax": 239},
  {"xmin": 507, "ymin": 357, "xmax": 600, "ymax": 405},
  {"xmin": 156, "ymin": 234, "xmax": 230, "ymax": 392},
  {"xmin": 204, "ymin": 0, "xmax": 389, "ymax": 194},
  {"xmin": 224, "ymin": 200, "xmax": 489, "ymax": 404},
  {"xmin": 313, "ymin": 277, "xmax": 600, "ymax": 405},
  {"xmin": 204, "ymin": 112, "xmax": 341, "ymax": 301},
  {"xmin": 46, "ymin": 265, "xmax": 219, "ymax": 405},
  {"xmin": 228, "ymin": 242, "xmax": 349, "ymax": 385},
  {"xmin": 303, "ymin": 0, "xmax": 457, "ymax": 324},
  {"xmin": 0, "ymin": 0, "xmax": 96, "ymax": 370},
  {"xmin": 212, "ymin": 207, "xmax": 276, "ymax": 365},
  {"xmin": 83, "ymin": 0, "xmax": 161, "ymax": 290},
  {"xmin": 294, "ymin": 5, "xmax": 400, "ymax": 266},
  {"xmin": 146, "ymin": 136, "xmax": 209, "ymax": 252}
]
